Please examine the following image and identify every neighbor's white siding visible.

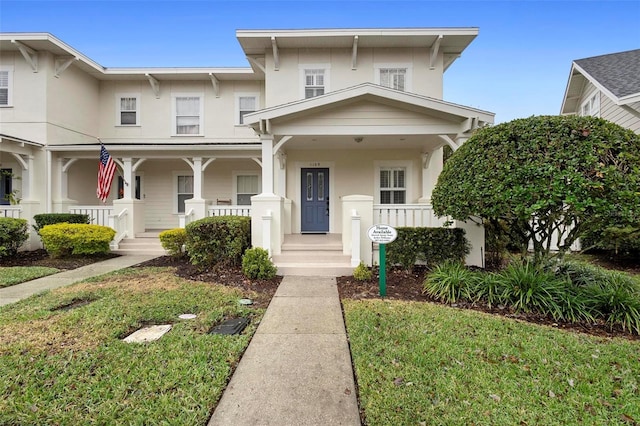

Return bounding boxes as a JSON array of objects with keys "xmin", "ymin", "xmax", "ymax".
[{"xmin": 600, "ymin": 96, "xmax": 640, "ymax": 134}]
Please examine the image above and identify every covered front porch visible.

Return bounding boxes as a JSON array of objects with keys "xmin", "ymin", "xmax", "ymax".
[{"xmin": 245, "ymin": 83, "xmax": 493, "ymax": 268}]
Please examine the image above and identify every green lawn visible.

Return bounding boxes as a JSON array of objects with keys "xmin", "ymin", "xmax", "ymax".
[
  {"xmin": 343, "ymin": 299, "xmax": 640, "ymax": 426},
  {"xmin": 0, "ymin": 266, "xmax": 60, "ymax": 288},
  {"xmin": 0, "ymin": 267, "xmax": 263, "ymax": 425}
]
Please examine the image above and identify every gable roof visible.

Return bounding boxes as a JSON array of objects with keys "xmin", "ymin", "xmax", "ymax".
[
  {"xmin": 561, "ymin": 49, "xmax": 640, "ymax": 113},
  {"xmin": 243, "ymin": 82, "xmax": 494, "ymax": 134}
]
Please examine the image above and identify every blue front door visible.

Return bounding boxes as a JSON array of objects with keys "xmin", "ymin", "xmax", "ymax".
[{"xmin": 301, "ymin": 168, "xmax": 329, "ymax": 233}]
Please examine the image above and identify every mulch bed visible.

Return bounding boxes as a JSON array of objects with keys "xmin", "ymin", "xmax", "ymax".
[
  {"xmin": 0, "ymin": 249, "xmax": 118, "ymax": 270},
  {"xmin": 4, "ymin": 251, "xmax": 637, "ymax": 340}
]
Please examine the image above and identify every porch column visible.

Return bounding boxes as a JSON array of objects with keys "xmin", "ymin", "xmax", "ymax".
[
  {"xmin": 419, "ymin": 147, "xmax": 443, "ymax": 203},
  {"xmin": 52, "ymin": 157, "xmax": 76, "ymax": 214},
  {"xmin": 21, "ymin": 155, "xmax": 33, "ymax": 200},
  {"xmin": 182, "ymin": 157, "xmax": 208, "ymax": 223},
  {"xmin": 192, "ymin": 157, "xmax": 203, "ymax": 200},
  {"xmin": 260, "ymin": 134, "xmax": 274, "ymax": 195},
  {"xmin": 122, "ymin": 158, "xmax": 134, "ymax": 200}
]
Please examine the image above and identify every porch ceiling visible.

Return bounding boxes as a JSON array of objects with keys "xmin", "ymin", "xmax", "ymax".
[{"xmin": 279, "ymin": 134, "xmax": 447, "ymax": 151}]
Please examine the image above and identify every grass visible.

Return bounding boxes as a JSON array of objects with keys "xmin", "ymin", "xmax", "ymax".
[
  {"xmin": 0, "ymin": 267, "xmax": 264, "ymax": 425},
  {"xmin": 343, "ymin": 299, "xmax": 640, "ymax": 426},
  {"xmin": 0, "ymin": 266, "xmax": 60, "ymax": 288}
]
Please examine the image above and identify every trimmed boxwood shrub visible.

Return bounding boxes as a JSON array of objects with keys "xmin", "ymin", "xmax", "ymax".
[
  {"xmin": 159, "ymin": 228, "xmax": 187, "ymax": 257},
  {"xmin": 185, "ymin": 216, "xmax": 251, "ymax": 267},
  {"xmin": 387, "ymin": 227, "xmax": 470, "ymax": 270},
  {"xmin": 39, "ymin": 223, "xmax": 115, "ymax": 258},
  {"xmin": 0, "ymin": 217, "xmax": 29, "ymax": 257},
  {"xmin": 242, "ymin": 247, "xmax": 277, "ymax": 279},
  {"xmin": 33, "ymin": 213, "xmax": 90, "ymax": 233}
]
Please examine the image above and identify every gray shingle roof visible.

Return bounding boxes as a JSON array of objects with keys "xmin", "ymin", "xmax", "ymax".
[{"xmin": 575, "ymin": 49, "xmax": 640, "ymax": 99}]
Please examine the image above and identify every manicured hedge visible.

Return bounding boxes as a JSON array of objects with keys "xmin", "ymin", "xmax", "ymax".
[
  {"xmin": 33, "ymin": 213, "xmax": 90, "ymax": 233},
  {"xmin": 386, "ymin": 227, "xmax": 470, "ymax": 269},
  {"xmin": 39, "ymin": 223, "xmax": 115, "ymax": 258},
  {"xmin": 159, "ymin": 228, "xmax": 187, "ymax": 257},
  {"xmin": 0, "ymin": 217, "xmax": 29, "ymax": 257},
  {"xmin": 185, "ymin": 216, "xmax": 251, "ymax": 267}
]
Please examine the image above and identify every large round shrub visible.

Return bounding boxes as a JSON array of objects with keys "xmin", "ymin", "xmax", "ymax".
[{"xmin": 432, "ymin": 115, "xmax": 640, "ymax": 263}]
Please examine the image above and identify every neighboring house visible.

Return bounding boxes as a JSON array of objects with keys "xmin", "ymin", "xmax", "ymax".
[
  {"xmin": 561, "ymin": 49, "xmax": 640, "ymax": 133},
  {"xmin": 0, "ymin": 28, "xmax": 493, "ymax": 272}
]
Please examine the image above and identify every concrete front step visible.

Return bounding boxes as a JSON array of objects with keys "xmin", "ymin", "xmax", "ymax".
[
  {"xmin": 276, "ymin": 264, "xmax": 355, "ymax": 277},
  {"xmin": 274, "ymin": 250, "xmax": 352, "ymax": 277},
  {"xmin": 113, "ymin": 237, "xmax": 167, "ymax": 256}
]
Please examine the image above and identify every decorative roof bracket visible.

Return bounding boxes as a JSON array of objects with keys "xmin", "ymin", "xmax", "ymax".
[
  {"xmin": 246, "ymin": 56, "xmax": 266, "ymax": 73},
  {"xmin": 271, "ymin": 36, "xmax": 279, "ymax": 71},
  {"xmin": 352, "ymin": 35, "xmax": 359, "ymax": 70},
  {"xmin": 209, "ymin": 73, "xmax": 220, "ymax": 97},
  {"xmin": 429, "ymin": 35, "xmax": 443, "ymax": 70},
  {"xmin": 11, "ymin": 40, "xmax": 38, "ymax": 72},
  {"xmin": 54, "ymin": 56, "xmax": 78, "ymax": 78},
  {"xmin": 145, "ymin": 73, "xmax": 160, "ymax": 98}
]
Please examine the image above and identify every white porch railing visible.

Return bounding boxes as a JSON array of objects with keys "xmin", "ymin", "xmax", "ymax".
[
  {"xmin": 70, "ymin": 206, "xmax": 114, "ymax": 227},
  {"xmin": 373, "ymin": 204, "xmax": 449, "ymax": 228},
  {"xmin": 108, "ymin": 209, "xmax": 128, "ymax": 249},
  {"xmin": 0, "ymin": 206, "xmax": 22, "ymax": 218},
  {"xmin": 208, "ymin": 205, "xmax": 252, "ymax": 217},
  {"xmin": 179, "ymin": 208, "xmax": 195, "ymax": 228}
]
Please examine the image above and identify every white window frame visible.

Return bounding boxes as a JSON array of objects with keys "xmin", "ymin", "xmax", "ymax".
[
  {"xmin": 0, "ymin": 66, "xmax": 14, "ymax": 107},
  {"xmin": 174, "ymin": 172, "xmax": 194, "ymax": 214},
  {"xmin": 232, "ymin": 171, "xmax": 262, "ymax": 205},
  {"xmin": 299, "ymin": 64, "xmax": 331, "ymax": 99},
  {"xmin": 374, "ymin": 160, "xmax": 413, "ymax": 204},
  {"xmin": 580, "ymin": 92, "xmax": 600, "ymax": 117},
  {"xmin": 374, "ymin": 63, "xmax": 412, "ymax": 92},
  {"xmin": 234, "ymin": 93, "xmax": 260, "ymax": 125},
  {"xmin": 115, "ymin": 93, "xmax": 140, "ymax": 126},
  {"xmin": 171, "ymin": 93, "xmax": 204, "ymax": 136}
]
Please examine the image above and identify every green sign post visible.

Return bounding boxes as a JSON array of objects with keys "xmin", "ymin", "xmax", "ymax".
[{"xmin": 367, "ymin": 224, "xmax": 398, "ymax": 298}]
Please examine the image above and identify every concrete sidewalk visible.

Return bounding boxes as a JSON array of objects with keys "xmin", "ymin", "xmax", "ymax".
[
  {"xmin": 209, "ymin": 275, "xmax": 361, "ymax": 426},
  {"xmin": 0, "ymin": 255, "xmax": 158, "ymax": 306}
]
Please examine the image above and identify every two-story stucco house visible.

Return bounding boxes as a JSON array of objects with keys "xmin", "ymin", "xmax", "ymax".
[
  {"xmin": 0, "ymin": 28, "xmax": 493, "ymax": 274},
  {"xmin": 561, "ymin": 49, "xmax": 640, "ymax": 132}
]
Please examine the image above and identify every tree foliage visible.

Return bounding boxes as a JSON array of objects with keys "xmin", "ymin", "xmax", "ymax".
[{"xmin": 432, "ymin": 115, "xmax": 640, "ymax": 263}]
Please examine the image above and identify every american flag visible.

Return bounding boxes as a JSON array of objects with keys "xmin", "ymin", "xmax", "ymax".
[{"xmin": 97, "ymin": 145, "xmax": 116, "ymax": 203}]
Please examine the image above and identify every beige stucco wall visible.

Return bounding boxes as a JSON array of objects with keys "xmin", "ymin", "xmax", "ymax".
[
  {"xmin": 97, "ymin": 79, "xmax": 263, "ymax": 140},
  {"xmin": 264, "ymin": 47, "xmax": 443, "ymax": 107}
]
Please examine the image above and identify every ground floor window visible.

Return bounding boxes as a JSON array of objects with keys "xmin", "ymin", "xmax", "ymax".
[
  {"xmin": 380, "ymin": 167, "xmax": 406, "ymax": 204},
  {"xmin": 236, "ymin": 174, "xmax": 259, "ymax": 205},
  {"xmin": 0, "ymin": 168, "xmax": 12, "ymax": 205},
  {"xmin": 177, "ymin": 175, "xmax": 193, "ymax": 213}
]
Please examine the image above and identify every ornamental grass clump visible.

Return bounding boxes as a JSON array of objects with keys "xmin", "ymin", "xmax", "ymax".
[
  {"xmin": 423, "ymin": 260, "xmax": 475, "ymax": 304},
  {"xmin": 580, "ymin": 271, "xmax": 640, "ymax": 334},
  {"xmin": 496, "ymin": 261, "xmax": 568, "ymax": 320}
]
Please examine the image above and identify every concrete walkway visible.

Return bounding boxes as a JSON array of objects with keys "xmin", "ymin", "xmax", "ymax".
[
  {"xmin": 209, "ymin": 275, "xmax": 361, "ymax": 426},
  {"xmin": 0, "ymin": 255, "xmax": 158, "ymax": 306}
]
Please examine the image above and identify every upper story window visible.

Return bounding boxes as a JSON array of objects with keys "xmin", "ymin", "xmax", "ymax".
[
  {"xmin": 235, "ymin": 93, "xmax": 259, "ymax": 125},
  {"xmin": 300, "ymin": 65, "xmax": 330, "ymax": 99},
  {"xmin": 581, "ymin": 92, "xmax": 600, "ymax": 117},
  {"xmin": 305, "ymin": 69, "xmax": 325, "ymax": 98},
  {"xmin": 375, "ymin": 64, "xmax": 412, "ymax": 92},
  {"xmin": 117, "ymin": 94, "xmax": 139, "ymax": 126},
  {"xmin": 172, "ymin": 94, "xmax": 203, "ymax": 135},
  {"xmin": 0, "ymin": 67, "xmax": 13, "ymax": 106}
]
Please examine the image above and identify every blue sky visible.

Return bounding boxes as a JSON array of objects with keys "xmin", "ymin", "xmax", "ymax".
[{"xmin": 1, "ymin": 0, "xmax": 638, "ymax": 122}]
